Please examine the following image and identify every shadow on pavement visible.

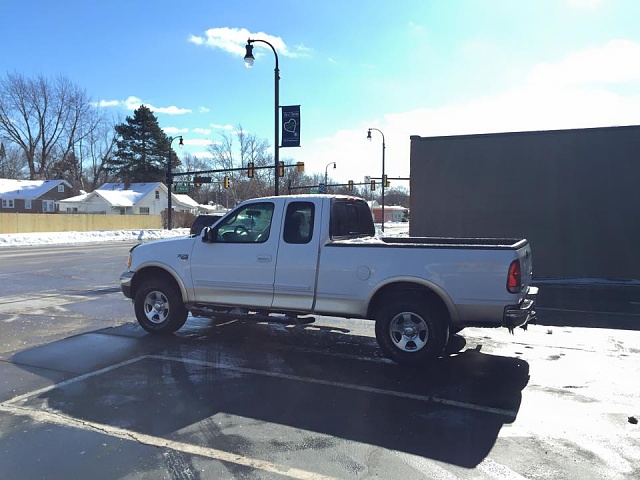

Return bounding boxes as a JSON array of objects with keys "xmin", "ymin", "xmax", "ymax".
[
  {"xmin": 534, "ymin": 284, "xmax": 640, "ymax": 330},
  {"xmin": 6, "ymin": 319, "xmax": 530, "ymax": 469}
]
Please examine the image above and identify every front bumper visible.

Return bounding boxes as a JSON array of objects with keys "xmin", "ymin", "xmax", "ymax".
[
  {"xmin": 504, "ymin": 286, "xmax": 538, "ymax": 331},
  {"xmin": 120, "ymin": 271, "xmax": 135, "ymax": 299}
]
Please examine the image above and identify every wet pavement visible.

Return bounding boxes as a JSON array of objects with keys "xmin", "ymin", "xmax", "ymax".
[
  {"xmin": 1, "ymin": 313, "xmax": 639, "ymax": 479},
  {"xmin": 0, "ymin": 244, "xmax": 639, "ymax": 478}
]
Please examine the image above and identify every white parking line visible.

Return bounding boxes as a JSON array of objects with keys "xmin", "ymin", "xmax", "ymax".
[
  {"xmin": 1, "ymin": 353, "xmax": 517, "ymax": 478},
  {"xmin": 148, "ymin": 354, "xmax": 517, "ymax": 418},
  {"xmin": 0, "ymin": 403, "xmax": 336, "ymax": 480}
]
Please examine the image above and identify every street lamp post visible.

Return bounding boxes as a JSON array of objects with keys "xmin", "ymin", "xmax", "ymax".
[
  {"xmin": 324, "ymin": 161, "xmax": 336, "ymax": 193},
  {"xmin": 367, "ymin": 128, "xmax": 386, "ymax": 232},
  {"xmin": 244, "ymin": 38, "xmax": 281, "ymax": 196},
  {"xmin": 166, "ymin": 135, "xmax": 183, "ymax": 230}
]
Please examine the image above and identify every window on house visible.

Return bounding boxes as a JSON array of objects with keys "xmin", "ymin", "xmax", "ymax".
[
  {"xmin": 2, "ymin": 199, "xmax": 15, "ymax": 208},
  {"xmin": 57, "ymin": 184, "xmax": 65, "ymax": 193},
  {"xmin": 155, "ymin": 190, "xmax": 160, "ymax": 199},
  {"xmin": 25, "ymin": 199, "xmax": 32, "ymax": 210},
  {"xmin": 42, "ymin": 200, "xmax": 55, "ymax": 212},
  {"xmin": 139, "ymin": 207, "xmax": 150, "ymax": 215}
]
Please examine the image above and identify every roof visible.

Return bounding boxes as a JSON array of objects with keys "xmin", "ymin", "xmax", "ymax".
[
  {"xmin": 58, "ymin": 191, "xmax": 91, "ymax": 203},
  {"xmin": 0, "ymin": 179, "xmax": 72, "ymax": 200},
  {"xmin": 94, "ymin": 182, "xmax": 163, "ymax": 207},
  {"xmin": 173, "ymin": 194, "xmax": 199, "ymax": 208}
]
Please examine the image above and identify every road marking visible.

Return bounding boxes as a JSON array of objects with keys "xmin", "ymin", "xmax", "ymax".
[
  {"xmin": 0, "ymin": 403, "xmax": 336, "ymax": 480},
  {"xmin": 1, "ymin": 353, "xmax": 517, "ymax": 478},
  {"xmin": 148, "ymin": 354, "xmax": 517, "ymax": 418},
  {"xmin": 0, "ymin": 357, "xmax": 336, "ymax": 480},
  {"xmin": 0, "ymin": 293, "xmax": 88, "ymax": 315}
]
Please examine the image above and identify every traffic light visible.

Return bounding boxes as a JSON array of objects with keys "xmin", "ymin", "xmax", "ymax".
[
  {"xmin": 348, "ymin": 180, "xmax": 354, "ymax": 191},
  {"xmin": 382, "ymin": 174, "xmax": 388, "ymax": 187},
  {"xmin": 370, "ymin": 180, "xmax": 376, "ymax": 191},
  {"xmin": 296, "ymin": 161, "xmax": 305, "ymax": 173},
  {"xmin": 224, "ymin": 176, "xmax": 230, "ymax": 189},
  {"xmin": 247, "ymin": 162, "xmax": 254, "ymax": 178},
  {"xmin": 279, "ymin": 161, "xmax": 285, "ymax": 177}
]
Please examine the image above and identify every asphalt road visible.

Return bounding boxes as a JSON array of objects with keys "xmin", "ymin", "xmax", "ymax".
[{"xmin": 0, "ymin": 242, "xmax": 638, "ymax": 479}]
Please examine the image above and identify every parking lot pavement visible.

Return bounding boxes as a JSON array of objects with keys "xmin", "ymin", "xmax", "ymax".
[{"xmin": 0, "ymin": 314, "xmax": 639, "ymax": 479}]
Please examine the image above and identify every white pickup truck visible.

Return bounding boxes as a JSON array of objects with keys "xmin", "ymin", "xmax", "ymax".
[{"xmin": 120, "ymin": 194, "xmax": 537, "ymax": 365}]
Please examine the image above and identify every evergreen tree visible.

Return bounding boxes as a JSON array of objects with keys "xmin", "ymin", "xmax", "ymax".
[{"xmin": 108, "ymin": 105, "xmax": 179, "ymax": 183}]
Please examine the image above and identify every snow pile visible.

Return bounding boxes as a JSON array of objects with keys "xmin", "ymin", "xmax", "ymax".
[{"xmin": 0, "ymin": 229, "xmax": 190, "ymax": 247}]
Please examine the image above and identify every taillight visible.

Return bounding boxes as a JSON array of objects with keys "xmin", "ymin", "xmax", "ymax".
[{"xmin": 507, "ymin": 259, "xmax": 522, "ymax": 293}]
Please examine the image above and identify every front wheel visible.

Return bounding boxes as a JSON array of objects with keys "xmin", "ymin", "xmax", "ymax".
[
  {"xmin": 134, "ymin": 278, "xmax": 188, "ymax": 333},
  {"xmin": 374, "ymin": 298, "xmax": 449, "ymax": 365}
]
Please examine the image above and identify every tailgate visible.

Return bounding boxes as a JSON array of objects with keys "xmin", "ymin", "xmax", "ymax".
[{"xmin": 517, "ymin": 241, "xmax": 534, "ymax": 291}]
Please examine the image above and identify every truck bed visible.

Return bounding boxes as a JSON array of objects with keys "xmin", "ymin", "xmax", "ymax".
[{"xmin": 336, "ymin": 236, "xmax": 529, "ymax": 249}]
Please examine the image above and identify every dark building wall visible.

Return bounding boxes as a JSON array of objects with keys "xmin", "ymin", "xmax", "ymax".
[{"xmin": 409, "ymin": 125, "xmax": 640, "ymax": 281}]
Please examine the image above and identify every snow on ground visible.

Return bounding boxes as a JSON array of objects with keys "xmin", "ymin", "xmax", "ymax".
[
  {"xmin": 0, "ymin": 228, "xmax": 191, "ymax": 247},
  {"xmin": 0, "ymin": 223, "xmax": 410, "ymax": 247}
]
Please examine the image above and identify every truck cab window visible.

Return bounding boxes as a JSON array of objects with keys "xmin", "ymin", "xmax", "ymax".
[
  {"xmin": 330, "ymin": 199, "xmax": 375, "ymax": 238},
  {"xmin": 214, "ymin": 202, "xmax": 274, "ymax": 243},
  {"xmin": 284, "ymin": 202, "xmax": 314, "ymax": 244}
]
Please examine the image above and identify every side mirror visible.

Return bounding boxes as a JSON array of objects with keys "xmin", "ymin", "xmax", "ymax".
[{"xmin": 202, "ymin": 226, "xmax": 216, "ymax": 243}]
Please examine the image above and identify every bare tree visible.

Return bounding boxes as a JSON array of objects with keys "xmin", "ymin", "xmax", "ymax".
[
  {"xmin": 207, "ymin": 124, "xmax": 277, "ymax": 202},
  {"xmin": 79, "ymin": 111, "xmax": 119, "ymax": 190},
  {"xmin": 0, "ymin": 142, "xmax": 28, "ymax": 178},
  {"xmin": 0, "ymin": 73, "xmax": 93, "ymax": 180}
]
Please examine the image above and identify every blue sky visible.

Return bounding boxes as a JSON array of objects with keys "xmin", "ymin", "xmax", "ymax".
[{"xmin": 3, "ymin": 0, "xmax": 640, "ymax": 186}]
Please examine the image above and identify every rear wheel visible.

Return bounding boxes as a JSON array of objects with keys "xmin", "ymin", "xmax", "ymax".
[
  {"xmin": 374, "ymin": 297, "xmax": 449, "ymax": 365},
  {"xmin": 134, "ymin": 278, "xmax": 188, "ymax": 333}
]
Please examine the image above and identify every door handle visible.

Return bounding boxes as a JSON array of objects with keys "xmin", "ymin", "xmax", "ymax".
[{"xmin": 257, "ymin": 255, "xmax": 272, "ymax": 262}]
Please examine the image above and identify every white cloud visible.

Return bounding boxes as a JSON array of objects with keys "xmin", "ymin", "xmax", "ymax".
[
  {"xmin": 210, "ymin": 123, "xmax": 234, "ymax": 130},
  {"xmin": 297, "ymin": 39, "xmax": 640, "ymax": 184},
  {"xmin": 527, "ymin": 39, "xmax": 640, "ymax": 87},
  {"xmin": 122, "ymin": 96, "xmax": 191, "ymax": 115},
  {"xmin": 124, "ymin": 96, "xmax": 144, "ymax": 110},
  {"xmin": 97, "ymin": 99, "xmax": 119, "ymax": 107},
  {"xmin": 191, "ymin": 150, "xmax": 214, "ymax": 159},
  {"xmin": 163, "ymin": 127, "xmax": 188, "ymax": 135},
  {"xmin": 199, "ymin": 106, "xmax": 211, "ymax": 113},
  {"xmin": 193, "ymin": 127, "xmax": 211, "ymax": 135},
  {"xmin": 183, "ymin": 138, "xmax": 213, "ymax": 147},
  {"xmin": 154, "ymin": 105, "xmax": 192, "ymax": 115},
  {"xmin": 189, "ymin": 27, "xmax": 303, "ymax": 58}
]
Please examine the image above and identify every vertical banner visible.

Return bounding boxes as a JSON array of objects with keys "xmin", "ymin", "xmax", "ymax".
[{"xmin": 281, "ymin": 105, "xmax": 301, "ymax": 147}]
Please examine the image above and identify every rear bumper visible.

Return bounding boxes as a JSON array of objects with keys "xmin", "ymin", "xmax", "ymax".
[{"xmin": 504, "ymin": 286, "xmax": 538, "ymax": 330}]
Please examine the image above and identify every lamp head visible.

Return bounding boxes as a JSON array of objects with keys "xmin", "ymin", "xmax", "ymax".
[
  {"xmin": 367, "ymin": 129, "xmax": 372, "ymax": 141},
  {"xmin": 178, "ymin": 136, "xmax": 183, "ymax": 147},
  {"xmin": 333, "ymin": 162, "xmax": 336, "ymax": 169},
  {"xmin": 244, "ymin": 42, "xmax": 255, "ymax": 68}
]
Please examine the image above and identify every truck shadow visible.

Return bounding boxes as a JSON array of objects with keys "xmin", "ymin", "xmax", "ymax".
[{"xmin": 7, "ymin": 319, "xmax": 529, "ymax": 470}]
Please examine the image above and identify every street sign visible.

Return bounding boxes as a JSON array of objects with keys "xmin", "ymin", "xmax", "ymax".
[
  {"xmin": 175, "ymin": 184, "xmax": 189, "ymax": 193},
  {"xmin": 194, "ymin": 176, "xmax": 212, "ymax": 184}
]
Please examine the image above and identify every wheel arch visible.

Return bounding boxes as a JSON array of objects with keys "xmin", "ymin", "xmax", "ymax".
[
  {"xmin": 366, "ymin": 279, "xmax": 458, "ymax": 326},
  {"xmin": 130, "ymin": 265, "xmax": 188, "ymax": 302}
]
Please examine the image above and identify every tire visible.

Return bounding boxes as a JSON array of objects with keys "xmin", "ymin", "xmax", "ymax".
[
  {"xmin": 134, "ymin": 278, "xmax": 188, "ymax": 333},
  {"xmin": 374, "ymin": 297, "xmax": 449, "ymax": 365}
]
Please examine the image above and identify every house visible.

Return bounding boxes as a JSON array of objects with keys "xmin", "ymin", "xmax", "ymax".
[
  {"xmin": 57, "ymin": 182, "xmax": 198, "ymax": 215},
  {"xmin": 369, "ymin": 204, "xmax": 409, "ymax": 223},
  {"xmin": 0, "ymin": 179, "xmax": 73, "ymax": 213}
]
